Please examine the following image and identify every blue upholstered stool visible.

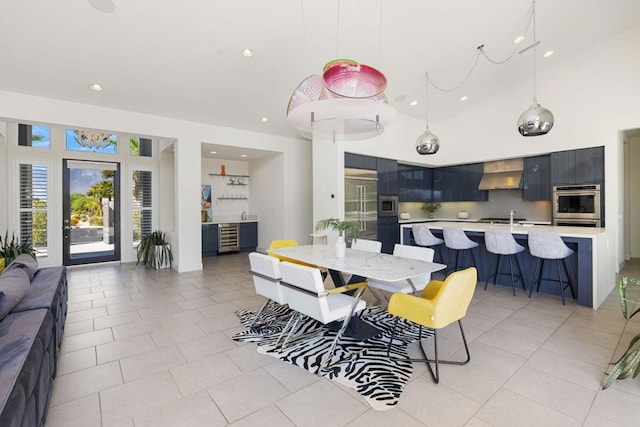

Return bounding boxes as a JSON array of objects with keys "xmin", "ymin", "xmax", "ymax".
[
  {"xmin": 528, "ymin": 230, "xmax": 576, "ymax": 305},
  {"xmin": 484, "ymin": 229, "xmax": 526, "ymax": 295},
  {"xmin": 443, "ymin": 227, "xmax": 478, "ymax": 276},
  {"xmin": 412, "ymin": 224, "xmax": 445, "ymax": 264}
]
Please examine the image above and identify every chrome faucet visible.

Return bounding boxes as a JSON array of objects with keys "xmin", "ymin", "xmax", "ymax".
[
  {"xmin": 241, "ymin": 211, "xmax": 247, "ymax": 220},
  {"xmin": 509, "ymin": 209, "xmax": 515, "ymax": 229}
]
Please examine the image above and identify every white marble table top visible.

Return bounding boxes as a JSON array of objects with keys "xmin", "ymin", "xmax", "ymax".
[{"xmin": 267, "ymin": 245, "xmax": 446, "ymax": 282}]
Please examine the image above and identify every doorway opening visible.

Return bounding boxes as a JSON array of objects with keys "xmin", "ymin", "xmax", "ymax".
[{"xmin": 62, "ymin": 159, "xmax": 121, "ymax": 265}]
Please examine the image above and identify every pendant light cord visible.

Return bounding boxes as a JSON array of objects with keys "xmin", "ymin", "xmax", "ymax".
[
  {"xmin": 425, "ymin": 72, "xmax": 430, "ymax": 124},
  {"xmin": 335, "ymin": 0, "xmax": 341, "ymax": 57},
  {"xmin": 532, "ymin": 0, "xmax": 538, "ymax": 103},
  {"xmin": 427, "ymin": 1, "xmax": 535, "ymax": 93}
]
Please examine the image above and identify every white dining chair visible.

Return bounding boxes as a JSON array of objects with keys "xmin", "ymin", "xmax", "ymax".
[
  {"xmin": 336, "ymin": 238, "xmax": 382, "ymax": 289},
  {"xmin": 248, "ymin": 252, "xmax": 287, "ymax": 327},
  {"xmin": 278, "ymin": 261, "xmax": 367, "ymax": 371},
  {"xmin": 367, "ymin": 244, "xmax": 435, "ymax": 295},
  {"xmin": 350, "ymin": 238, "xmax": 382, "ymax": 253}
]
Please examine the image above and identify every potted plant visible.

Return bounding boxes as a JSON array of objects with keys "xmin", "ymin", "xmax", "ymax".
[
  {"xmin": 136, "ymin": 230, "xmax": 173, "ymax": 269},
  {"xmin": 0, "ymin": 232, "xmax": 36, "ymax": 272},
  {"xmin": 602, "ymin": 276, "xmax": 640, "ymax": 389},
  {"xmin": 422, "ymin": 202, "xmax": 441, "ymax": 219},
  {"xmin": 315, "ymin": 218, "xmax": 360, "ymax": 258}
]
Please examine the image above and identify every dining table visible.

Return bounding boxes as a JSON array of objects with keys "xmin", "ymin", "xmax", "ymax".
[{"xmin": 267, "ymin": 244, "xmax": 446, "ymax": 340}]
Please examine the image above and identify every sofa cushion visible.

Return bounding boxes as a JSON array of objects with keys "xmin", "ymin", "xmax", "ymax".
[
  {"xmin": 0, "ymin": 308, "xmax": 54, "ymax": 427},
  {"xmin": 0, "ymin": 267, "xmax": 30, "ymax": 320},
  {"xmin": 8, "ymin": 254, "xmax": 39, "ymax": 281},
  {"xmin": 12, "ymin": 266, "xmax": 68, "ymax": 351}
]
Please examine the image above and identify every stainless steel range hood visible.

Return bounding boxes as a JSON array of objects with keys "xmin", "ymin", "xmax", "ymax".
[{"xmin": 477, "ymin": 158, "xmax": 524, "ymax": 190}]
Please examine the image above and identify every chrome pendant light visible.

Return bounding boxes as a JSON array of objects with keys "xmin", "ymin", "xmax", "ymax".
[
  {"xmin": 416, "ymin": 73, "xmax": 439, "ymax": 155},
  {"xmin": 517, "ymin": 0, "xmax": 554, "ymax": 136}
]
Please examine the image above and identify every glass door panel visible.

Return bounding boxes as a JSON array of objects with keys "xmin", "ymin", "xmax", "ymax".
[{"xmin": 63, "ymin": 160, "xmax": 120, "ymax": 265}]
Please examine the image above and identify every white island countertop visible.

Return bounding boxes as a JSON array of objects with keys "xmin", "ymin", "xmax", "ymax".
[{"xmin": 401, "ymin": 221, "xmax": 605, "ymax": 239}]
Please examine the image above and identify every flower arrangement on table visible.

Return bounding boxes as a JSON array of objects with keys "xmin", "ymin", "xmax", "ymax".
[{"xmin": 422, "ymin": 202, "xmax": 441, "ymax": 219}]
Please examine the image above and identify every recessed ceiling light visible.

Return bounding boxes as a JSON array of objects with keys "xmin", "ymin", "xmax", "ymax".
[
  {"xmin": 261, "ymin": 117, "xmax": 269, "ymax": 123},
  {"xmin": 210, "ymin": 151, "xmax": 217, "ymax": 154},
  {"xmin": 88, "ymin": 83, "xmax": 103, "ymax": 91},
  {"xmin": 514, "ymin": 35, "xmax": 526, "ymax": 44},
  {"xmin": 241, "ymin": 154, "xmax": 248, "ymax": 158},
  {"xmin": 543, "ymin": 50, "xmax": 554, "ymax": 58},
  {"xmin": 241, "ymin": 48, "xmax": 254, "ymax": 57},
  {"xmin": 409, "ymin": 100, "xmax": 418, "ymax": 107},
  {"xmin": 460, "ymin": 96, "xmax": 468, "ymax": 102}
]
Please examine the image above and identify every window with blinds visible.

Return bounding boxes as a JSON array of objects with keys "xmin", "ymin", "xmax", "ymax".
[
  {"xmin": 132, "ymin": 170, "xmax": 152, "ymax": 246},
  {"xmin": 19, "ymin": 163, "xmax": 48, "ymax": 257}
]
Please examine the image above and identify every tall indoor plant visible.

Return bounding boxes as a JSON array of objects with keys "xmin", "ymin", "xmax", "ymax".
[
  {"xmin": 0, "ymin": 232, "xmax": 36, "ymax": 272},
  {"xmin": 315, "ymin": 218, "xmax": 360, "ymax": 258},
  {"xmin": 136, "ymin": 230, "xmax": 173, "ymax": 269},
  {"xmin": 602, "ymin": 276, "xmax": 640, "ymax": 389}
]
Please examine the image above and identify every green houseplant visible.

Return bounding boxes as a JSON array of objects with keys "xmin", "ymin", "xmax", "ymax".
[
  {"xmin": 315, "ymin": 218, "xmax": 361, "ymax": 241},
  {"xmin": 136, "ymin": 230, "xmax": 173, "ymax": 269},
  {"xmin": 0, "ymin": 232, "xmax": 36, "ymax": 268},
  {"xmin": 602, "ymin": 276, "xmax": 640, "ymax": 389},
  {"xmin": 315, "ymin": 218, "xmax": 361, "ymax": 258},
  {"xmin": 422, "ymin": 202, "xmax": 441, "ymax": 219}
]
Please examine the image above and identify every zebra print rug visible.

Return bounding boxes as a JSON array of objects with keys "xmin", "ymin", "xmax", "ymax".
[{"xmin": 232, "ymin": 304, "xmax": 432, "ymax": 411}]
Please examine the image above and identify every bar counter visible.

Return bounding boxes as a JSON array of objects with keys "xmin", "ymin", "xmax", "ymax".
[{"xmin": 401, "ymin": 221, "xmax": 611, "ymax": 308}]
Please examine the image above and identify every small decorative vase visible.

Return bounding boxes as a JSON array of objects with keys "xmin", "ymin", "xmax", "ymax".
[
  {"xmin": 335, "ymin": 235, "xmax": 346, "ymax": 258},
  {"xmin": 428, "ymin": 211, "xmax": 434, "ymax": 219}
]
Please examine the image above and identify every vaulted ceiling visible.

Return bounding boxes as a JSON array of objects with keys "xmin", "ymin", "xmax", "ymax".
[{"xmin": 2, "ymin": 0, "xmax": 639, "ymax": 142}]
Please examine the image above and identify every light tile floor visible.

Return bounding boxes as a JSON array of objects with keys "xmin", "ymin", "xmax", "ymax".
[{"xmin": 45, "ymin": 255, "xmax": 640, "ymax": 426}]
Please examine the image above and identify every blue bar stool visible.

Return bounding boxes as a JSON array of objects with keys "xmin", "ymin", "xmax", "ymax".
[
  {"xmin": 484, "ymin": 229, "xmax": 526, "ymax": 296},
  {"xmin": 412, "ymin": 224, "xmax": 445, "ymax": 264},
  {"xmin": 527, "ymin": 230, "xmax": 576, "ymax": 305},
  {"xmin": 443, "ymin": 227, "xmax": 478, "ymax": 276}
]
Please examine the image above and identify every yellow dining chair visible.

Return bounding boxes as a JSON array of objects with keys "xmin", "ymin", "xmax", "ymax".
[
  {"xmin": 386, "ymin": 267, "xmax": 477, "ymax": 383},
  {"xmin": 268, "ymin": 239, "xmax": 322, "ymax": 270}
]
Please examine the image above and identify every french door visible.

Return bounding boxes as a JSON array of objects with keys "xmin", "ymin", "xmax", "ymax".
[{"xmin": 62, "ymin": 160, "xmax": 121, "ymax": 265}]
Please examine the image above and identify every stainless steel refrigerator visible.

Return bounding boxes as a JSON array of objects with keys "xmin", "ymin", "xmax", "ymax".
[{"xmin": 344, "ymin": 168, "xmax": 378, "ymax": 242}]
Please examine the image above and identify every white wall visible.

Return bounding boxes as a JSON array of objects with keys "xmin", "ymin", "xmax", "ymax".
[
  {"xmin": 0, "ymin": 92, "xmax": 309, "ymax": 272},
  {"xmin": 201, "ymin": 158, "xmax": 249, "ymax": 219},
  {"xmin": 0, "ymin": 123, "xmax": 7, "ymax": 235},
  {"xmin": 159, "ymin": 146, "xmax": 176, "ymax": 232},
  {"xmin": 630, "ymin": 137, "xmax": 640, "ymax": 257}
]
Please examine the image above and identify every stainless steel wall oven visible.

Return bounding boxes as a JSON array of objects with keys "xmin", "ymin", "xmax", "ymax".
[{"xmin": 552, "ymin": 184, "xmax": 601, "ymax": 226}]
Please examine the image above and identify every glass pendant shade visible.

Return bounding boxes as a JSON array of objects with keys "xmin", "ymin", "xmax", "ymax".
[
  {"xmin": 517, "ymin": 101, "xmax": 554, "ymax": 136},
  {"xmin": 416, "ymin": 125, "xmax": 439, "ymax": 154}
]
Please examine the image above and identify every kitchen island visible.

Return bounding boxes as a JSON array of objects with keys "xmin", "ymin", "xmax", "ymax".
[{"xmin": 401, "ymin": 221, "xmax": 612, "ymax": 309}]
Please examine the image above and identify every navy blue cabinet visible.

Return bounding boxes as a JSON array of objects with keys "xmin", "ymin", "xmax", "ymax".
[
  {"xmin": 239, "ymin": 222, "xmax": 258, "ymax": 252},
  {"xmin": 398, "ymin": 164, "xmax": 432, "ymax": 202},
  {"xmin": 377, "ymin": 216, "xmax": 399, "ymax": 254},
  {"xmin": 202, "ymin": 224, "xmax": 218, "ymax": 257},
  {"xmin": 551, "ymin": 146, "xmax": 604, "ymax": 185},
  {"xmin": 377, "ymin": 158, "xmax": 398, "ymax": 195},
  {"xmin": 345, "ymin": 153, "xmax": 377, "ymax": 170},
  {"xmin": 458, "ymin": 163, "xmax": 488, "ymax": 201},
  {"xmin": 575, "ymin": 146, "xmax": 604, "ymax": 183},
  {"xmin": 431, "ymin": 164, "xmax": 486, "ymax": 202},
  {"xmin": 523, "ymin": 155, "xmax": 551, "ymax": 201},
  {"xmin": 432, "ymin": 168, "xmax": 446, "ymax": 202}
]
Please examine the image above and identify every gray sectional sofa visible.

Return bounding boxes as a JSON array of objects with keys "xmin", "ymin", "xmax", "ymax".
[{"xmin": 0, "ymin": 254, "xmax": 68, "ymax": 427}]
